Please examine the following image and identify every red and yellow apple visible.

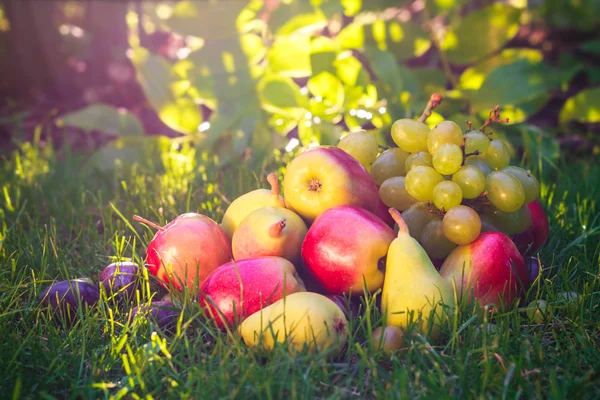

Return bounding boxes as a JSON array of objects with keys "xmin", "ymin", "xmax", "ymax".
[
  {"xmin": 301, "ymin": 205, "xmax": 395, "ymax": 295},
  {"xmin": 439, "ymin": 232, "xmax": 528, "ymax": 308},
  {"xmin": 200, "ymin": 257, "xmax": 305, "ymax": 328},
  {"xmin": 283, "ymin": 146, "xmax": 379, "ymax": 222},
  {"xmin": 511, "ymin": 199, "xmax": 549, "ymax": 255}
]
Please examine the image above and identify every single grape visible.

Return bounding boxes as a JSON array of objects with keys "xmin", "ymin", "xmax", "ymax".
[
  {"xmin": 337, "ymin": 131, "xmax": 379, "ymax": 171},
  {"xmin": 433, "ymin": 181, "xmax": 462, "ymax": 211},
  {"xmin": 465, "ymin": 156, "xmax": 494, "ymax": 176},
  {"xmin": 427, "ymin": 121, "xmax": 463, "ymax": 155},
  {"xmin": 526, "ymin": 300, "xmax": 552, "ymax": 323},
  {"xmin": 391, "ymin": 119, "xmax": 430, "ymax": 153},
  {"xmin": 485, "ymin": 171, "xmax": 525, "ymax": 212},
  {"xmin": 502, "ymin": 166, "xmax": 540, "ymax": 204},
  {"xmin": 420, "ymin": 220, "xmax": 457, "ymax": 260},
  {"xmin": 402, "ymin": 202, "xmax": 439, "ymax": 240},
  {"xmin": 484, "ymin": 140, "xmax": 511, "ymax": 170},
  {"xmin": 405, "ymin": 166, "xmax": 445, "ymax": 202},
  {"xmin": 432, "ymin": 143, "xmax": 463, "ymax": 175},
  {"xmin": 464, "ymin": 130, "xmax": 491, "ymax": 155},
  {"xmin": 452, "ymin": 165, "xmax": 485, "ymax": 199},
  {"xmin": 484, "ymin": 205, "xmax": 532, "ymax": 235},
  {"xmin": 442, "ymin": 205, "xmax": 482, "ymax": 245},
  {"xmin": 379, "ymin": 176, "xmax": 418, "ymax": 212},
  {"xmin": 370, "ymin": 148, "xmax": 410, "ymax": 186},
  {"xmin": 404, "ymin": 151, "xmax": 433, "ymax": 172}
]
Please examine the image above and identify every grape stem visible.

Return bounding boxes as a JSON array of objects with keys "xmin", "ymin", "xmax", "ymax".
[
  {"xmin": 466, "ymin": 120, "xmax": 473, "ymax": 130},
  {"xmin": 418, "ymin": 93, "xmax": 443, "ymax": 123},
  {"xmin": 480, "ymin": 105, "xmax": 509, "ymax": 133},
  {"xmin": 464, "ymin": 150, "xmax": 480, "ymax": 158}
]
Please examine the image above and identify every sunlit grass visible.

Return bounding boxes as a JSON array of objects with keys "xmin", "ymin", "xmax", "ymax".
[{"xmin": 0, "ymin": 139, "xmax": 599, "ymax": 398}]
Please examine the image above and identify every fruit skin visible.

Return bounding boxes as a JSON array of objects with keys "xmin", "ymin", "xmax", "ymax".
[
  {"xmin": 337, "ymin": 131, "xmax": 379, "ymax": 170},
  {"xmin": 39, "ymin": 279, "xmax": 100, "ymax": 319},
  {"xmin": 232, "ymin": 207, "xmax": 308, "ymax": 264},
  {"xmin": 221, "ymin": 173, "xmax": 285, "ymax": 239},
  {"xmin": 145, "ymin": 213, "xmax": 232, "ymax": 291},
  {"xmin": 371, "ymin": 326, "xmax": 404, "ymax": 354},
  {"xmin": 382, "ymin": 209, "xmax": 454, "ymax": 335},
  {"xmin": 511, "ymin": 200, "xmax": 549, "ymax": 256},
  {"xmin": 391, "ymin": 119, "xmax": 430, "ymax": 153},
  {"xmin": 439, "ymin": 232, "xmax": 528, "ymax": 308},
  {"xmin": 301, "ymin": 206, "xmax": 396, "ymax": 295},
  {"xmin": 283, "ymin": 146, "xmax": 379, "ymax": 222},
  {"xmin": 370, "ymin": 148, "xmax": 409, "ymax": 186},
  {"xmin": 100, "ymin": 261, "xmax": 140, "ymax": 301},
  {"xmin": 129, "ymin": 301, "xmax": 178, "ymax": 330},
  {"xmin": 239, "ymin": 292, "xmax": 348, "ymax": 353},
  {"xmin": 200, "ymin": 257, "xmax": 305, "ymax": 329},
  {"xmin": 375, "ymin": 197, "xmax": 396, "ymax": 228}
]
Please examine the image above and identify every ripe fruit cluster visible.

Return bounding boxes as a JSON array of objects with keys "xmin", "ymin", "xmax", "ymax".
[
  {"xmin": 37, "ymin": 94, "xmax": 553, "ymax": 356},
  {"xmin": 338, "ymin": 102, "xmax": 541, "ymax": 261}
]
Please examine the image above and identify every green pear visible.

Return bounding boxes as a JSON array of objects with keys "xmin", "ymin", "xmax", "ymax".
[
  {"xmin": 221, "ymin": 173, "xmax": 285, "ymax": 239},
  {"xmin": 381, "ymin": 208, "xmax": 454, "ymax": 336},
  {"xmin": 239, "ymin": 292, "xmax": 348, "ymax": 354}
]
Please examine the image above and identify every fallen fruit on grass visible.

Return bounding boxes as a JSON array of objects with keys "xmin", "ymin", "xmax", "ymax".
[
  {"xmin": 371, "ymin": 326, "xmax": 404, "ymax": 354},
  {"xmin": 39, "ymin": 279, "xmax": 100, "ymax": 318},
  {"xmin": 558, "ymin": 291, "xmax": 580, "ymax": 313},
  {"xmin": 200, "ymin": 257, "xmax": 305, "ymax": 329},
  {"xmin": 283, "ymin": 146, "xmax": 378, "ymax": 222},
  {"xmin": 301, "ymin": 205, "xmax": 395, "ymax": 295},
  {"xmin": 136, "ymin": 213, "xmax": 232, "ymax": 291},
  {"xmin": 526, "ymin": 299, "xmax": 551, "ymax": 323},
  {"xmin": 526, "ymin": 256, "xmax": 542, "ymax": 285},
  {"xmin": 232, "ymin": 207, "xmax": 307, "ymax": 264},
  {"xmin": 100, "ymin": 261, "xmax": 140, "ymax": 300},
  {"xmin": 129, "ymin": 301, "xmax": 178, "ymax": 330},
  {"xmin": 239, "ymin": 292, "xmax": 348, "ymax": 353},
  {"xmin": 382, "ymin": 209, "xmax": 453, "ymax": 335},
  {"xmin": 220, "ymin": 173, "xmax": 285, "ymax": 240},
  {"xmin": 439, "ymin": 232, "xmax": 528, "ymax": 308},
  {"xmin": 511, "ymin": 200, "xmax": 549, "ymax": 255}
]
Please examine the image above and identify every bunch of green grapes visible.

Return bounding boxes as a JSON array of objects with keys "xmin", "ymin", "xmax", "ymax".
[{"xmin": 336, "ymin": 115, "xmax": 541, "ymax": 258}]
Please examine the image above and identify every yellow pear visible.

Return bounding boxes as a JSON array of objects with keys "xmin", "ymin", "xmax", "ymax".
[
  {"xmin": 382, "ymin": 208, "xmax": 454, "ymax": 335},
  {"xmin": 239, "ymin": 292, "xmax": 348, "ymax": 354},
  {"xmin": 221, "ymin": 173, "xmax": 285, "ymax": 239}
]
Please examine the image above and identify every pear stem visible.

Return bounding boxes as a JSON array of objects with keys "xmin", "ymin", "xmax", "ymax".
[
  {"xmin": 133, "ymin": 215, "xmax": 164, "ymax": 231},
  {"xmin": 388, "ymin": 208, "xmax": 409, "ymax": 235},
  {"xmin": 268, "ymin": 219, "xmax": 286, "ymax": 237},
  {"xmin": 267, "ymin": 173, "xmax": 280, "ymax": 199}
]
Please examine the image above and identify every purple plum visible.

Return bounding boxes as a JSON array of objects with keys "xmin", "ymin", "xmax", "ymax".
[
  {"xmin": 129, "ymin": 301, "xmax": 178, "ymax": 330},
  {"xmin": 100, "ymin": 261, "xmax": 140, "ymax": 300},
  {"xmin": 39, "ymin": 279, "xmax": 100, "ymax": 319}
]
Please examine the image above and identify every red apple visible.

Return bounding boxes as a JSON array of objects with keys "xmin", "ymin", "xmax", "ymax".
[
  {"xmin": 375, "ymin": 196, "xmax": 395, "ymax": 228},
  {"xmin": 283, "ymin": 146, "xmax": 379, "ymax": 222},
  {"xmin": 301, "ymin": 205, "xmax": 396, "ymax": 295},
  {"xmin": 439, "ymin": 232, "xmax": 528, "ymax": 308},
  {"xmin": 511, "ymin": 200, "xmax": 549, "ymax": 255},
  {"xmin": 135, "ymin": 213, "xmax": 232, "ymax": 291},
  {"xmin": 200, "ymin": 257, "xmax": 305, "ymax": 328}
]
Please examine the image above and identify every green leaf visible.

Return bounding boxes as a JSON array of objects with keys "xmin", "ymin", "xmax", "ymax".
[
  {"xmin": 363, "ymin": 46, "xmax": 403, "ymax": 95},
  {"xmin": 162, "ymin": 1, "xmax": 244, "ymax": 40},
  {"xmin": 559, "ymin": 88, "xmax": 600, "ymax": 124},
  {"xmin": 307, "ymin": 72, "xmax": 345, "ymax": 115},
  {"xmin": 471, "ymin": 60, "xmax": 560, "ymax": 111},
  {"xmin": 268, "ymin": 1, "xmax": 327, "ymax": 36},
  {"xmin": 57, "ymin": 104, "xmax": 144, "ymax": 136},
  {"xmin": 337, "ymin": 20, "xmax": 430, "ymax": 61},
  {"xmin": 267, "ymin": 36, "xmax": 312, "ymax": 77},
  {"xmin": 298, "ymin": 121, "xmax": 342, "ymax": 146},
  {"xmin": 334, "ymin": 54, "xmax": 370, "ymax": 87},
  {"xmin": 442, "ymin": 4, "xmax": 521, "ymax": 64},
  {"xmin": 459, "ymin": 48, "xmax": 543, "ymax": 90},
  {"xmin": 240, "ymin": 33, "xmax": 267, "ymax": 65},
  {"xmin": 258, "ymin": 75, "xmax": 309, "ymax": 118},
  {"xmin": 519, "ymin": 124, "xmax": 560, "ymax": 172},
  {"xmin": 158, "ymin": 99, "xmax": 203, "ymax": 134},
  {"xmin": 310, "ymin": 37, "xmax": 339, "ymax": 75},
  {"xmin": 412, "ymin": 68, "xmax": 448, "ymax": 95},
  {"xmin": 91, "ymin": 136, "xmax": 171, "ymax": 172}
]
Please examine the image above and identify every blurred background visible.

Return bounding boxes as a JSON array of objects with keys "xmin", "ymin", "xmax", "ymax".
[{"xmin": 0, "ymin": 0, "xmax": 598, "ymax": 169}]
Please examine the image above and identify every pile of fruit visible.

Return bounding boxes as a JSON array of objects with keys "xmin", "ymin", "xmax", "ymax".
[{"xmin": 39, "ymin": 95, "xmax": 552, "ymax": 354}]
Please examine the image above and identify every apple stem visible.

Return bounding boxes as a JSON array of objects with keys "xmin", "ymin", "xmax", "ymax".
[
  {"xmin": 133, "ymin": 215, "xmax": 164, "ymax": 231},
  {"xmin": 267, "ymin": 173, "xmax": 280, "ymax": 199},
  {"xmin": 388, "ymin": 208, "xmax": 409, "ymax": 235},
  {"xmin": 269, "ymin": 219, "xmax": 286, "ymax": 237}
]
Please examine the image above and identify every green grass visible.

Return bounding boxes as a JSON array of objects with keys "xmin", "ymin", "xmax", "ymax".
[{"xmin": 1, "ymin": 138, "xmax": 599, "ymax": 399}]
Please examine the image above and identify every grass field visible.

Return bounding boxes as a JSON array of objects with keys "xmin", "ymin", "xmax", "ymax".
[{"xmin": 1, "ymin": 138, "xmax": 599, "ymax": 399}]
